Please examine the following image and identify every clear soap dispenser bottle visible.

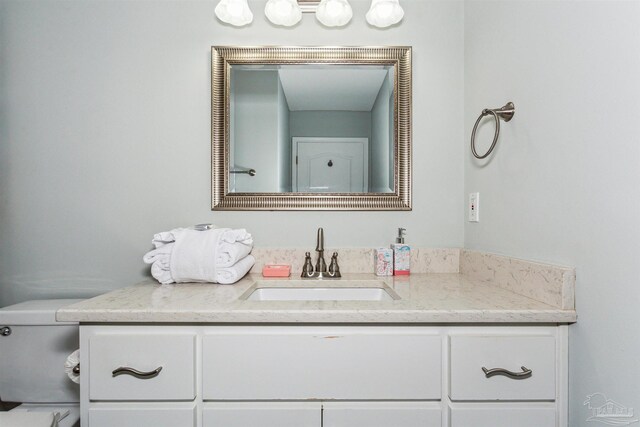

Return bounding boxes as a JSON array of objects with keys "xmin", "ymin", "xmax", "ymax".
[{"xmin": 391, "ymin": 227, "xmax": 411, "ymax": 275}]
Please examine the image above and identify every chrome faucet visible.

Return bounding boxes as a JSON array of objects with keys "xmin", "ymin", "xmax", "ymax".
[
  {"xmin": 315, "ymin": 228, "xmax": 327, "ymax": 274},
  {"xmin": 301, "ymin": 227, "xmax": 341, "ymax": 279}
]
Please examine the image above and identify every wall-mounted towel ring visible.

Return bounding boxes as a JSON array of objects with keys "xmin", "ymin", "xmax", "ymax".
[
  {"xmin": 471, "ymin": 102, "xmax": 515, "ymax": 159},
  {"xmin": 230, "ymin": 167, "xmax": 256, "ymax": 176}
]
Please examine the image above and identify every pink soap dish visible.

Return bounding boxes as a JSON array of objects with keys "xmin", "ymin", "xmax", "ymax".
[{"xmin": 262, "ymin": 264, "xmax": 291, "ymax": 277}]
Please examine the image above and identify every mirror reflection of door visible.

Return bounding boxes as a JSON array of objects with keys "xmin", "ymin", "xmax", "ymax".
[{"xmin": 293, "ymin": 137, "xmax": 368, "ymax": 193}]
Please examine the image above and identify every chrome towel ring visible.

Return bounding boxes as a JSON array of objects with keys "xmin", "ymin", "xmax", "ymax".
[{"xmin": 471, "ymin": 102, "xmax": 515, "ymax": 159}]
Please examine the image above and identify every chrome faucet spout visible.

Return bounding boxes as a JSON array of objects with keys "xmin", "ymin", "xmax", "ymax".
[
  {"xmin": 300, "ymin": 227, "xmax": 339, "ymax": 279},
  {"xmin": 315, "ymin": 228, "xmax": 327, "ymax": 273},
  {"xmin": 316, "ymin": 228, "xmax": 324, "ymax": 252}
]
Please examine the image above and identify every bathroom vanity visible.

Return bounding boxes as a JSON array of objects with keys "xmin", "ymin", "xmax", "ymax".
[
  {"xmin": 58, "ymin": 252, "xmax": 576, "ymax": 427},
  {"xmin": 76, "ymin": 323, "xmax": 564, "ymax": 427}
]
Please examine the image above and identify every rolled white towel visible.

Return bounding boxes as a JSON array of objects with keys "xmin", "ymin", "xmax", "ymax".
[
  {"xmin": 152, "ymin": 228, "xmax": 185, "ymax": 249},
  {"xmin": 143, "ymin": 243, "xmax": 173, "ymax": 265},
  {"xmin": 148, "ymin": 252, "xmax": 254, "ymax": 285},
  {"xmin": 151, "ymin": 260, "xmax": 174, "ymax": 284},
  {"xmin": 143, "ymin": 227, "xmax": 254, "ymax": 284},
  {"xmin": 216, "ymin": 241, "xmax": 253, "ymax": 267},
  {"xmin": 144, "ymin": 243, "xmax": 173, "ymax": 284},
  {"xmin": 169, "ymin": 228, "xmax": 223, "ymax": 283},
  {"xmin": 152, "ymin": 225, "xmax": 219, "ymax": 248},
  {"xmin": 144, "ymin": 242, "xmax": 176, "ymax": 284},
  {"xmin": 217, "ymin": 255, "xmax": 255, "ymax": 284},
  {"xmin": 220, "ymin": 228, "xmax": 253, "ymax": 245}
]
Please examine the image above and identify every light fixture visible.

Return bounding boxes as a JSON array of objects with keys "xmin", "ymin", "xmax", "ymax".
[
  {"xmin": 315, "ymin": 0, "xmax": 353, "ymax": 27},
  {"xmin": 265, "ymin": 0, "xmax": 302, "ymax": 26},
  {"xmin": 366, "ymin": 0, "xmax": 404, "ymax": 28},
  {"xmin": 215, "ymin": 0, "xmax": 253, "ymax": 27},
  {"xmin": 214, "ymin": 0, "xmax": 404, "ymax": 29}
]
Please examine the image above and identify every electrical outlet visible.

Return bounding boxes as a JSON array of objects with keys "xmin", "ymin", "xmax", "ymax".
[{"xmin": 468, "ymin": 192, "xmax": 479, "ymax": 222}]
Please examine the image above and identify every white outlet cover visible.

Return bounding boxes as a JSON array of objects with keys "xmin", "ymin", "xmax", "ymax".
[{"xmin": 468, "ymin": 192, "xmax": 479, "ymax": 222}]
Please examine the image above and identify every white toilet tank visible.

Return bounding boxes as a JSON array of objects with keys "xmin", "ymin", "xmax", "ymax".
[{"xmin": 0, "ymin": 299, "xmax": 83, "ymax": 404}]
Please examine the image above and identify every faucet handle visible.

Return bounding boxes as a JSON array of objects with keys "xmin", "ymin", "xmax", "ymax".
[
  {"xmin": 328, "ymin": 252, "xmax": 341, "ymax": 278},
  {"xmin": 301, "ymin": 251, "xmax": 315, "ymax": 278}
]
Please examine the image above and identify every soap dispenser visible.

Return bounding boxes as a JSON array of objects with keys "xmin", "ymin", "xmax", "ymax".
[{"xmin": 391, "ymin": 227, "xmax": 411, "ymax": 275}]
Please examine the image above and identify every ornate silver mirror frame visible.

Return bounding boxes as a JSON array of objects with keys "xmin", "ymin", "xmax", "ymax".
[{"xmin": 211, "ymin": 46, "xmax": 412, "ymax": 210}]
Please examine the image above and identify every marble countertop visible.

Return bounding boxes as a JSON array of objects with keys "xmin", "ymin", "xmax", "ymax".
[{"xmin": 56, "ymin": 273, "xmax": 577, "ymax": 324}]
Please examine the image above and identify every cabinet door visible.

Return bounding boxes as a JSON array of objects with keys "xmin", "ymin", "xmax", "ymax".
[
  {"xmin": 323, "ymin": 402, "xmax": 441, "ymax": 427},
  {"xmin": 449, "ymin": 405, "xmax": 556, "ymax": 427},
  {"xmin": 450, "ymin": 335, "xmax": 556, "ymax": 401},
  {"xmin": 88, "ymin": 403, "xmax": 196, "ymax": 427},
  {"xmin": 203, "ymin": 402, "xmax": 321, "ymax": 427},
  {"xmin": 89, "ymin": 332, "xmax": 196, "ymax": 401},
  {"xmin": 203, "ymin": 328, "xmax": 441, "ymax": 400}
]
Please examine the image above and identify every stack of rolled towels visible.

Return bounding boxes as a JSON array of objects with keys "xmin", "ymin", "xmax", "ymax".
[{"xmin": 143, "ymin": 226, "xmax": 255, "ymax": 285}]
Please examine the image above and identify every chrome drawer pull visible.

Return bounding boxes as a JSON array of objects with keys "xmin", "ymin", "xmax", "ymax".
[
  {"xmin": 112, "ymin": 366, "xmax": 163, "ymax": 379},
  {"xmin": 482, "ymin": 365, "xmax": 532, "ymax": 380}
]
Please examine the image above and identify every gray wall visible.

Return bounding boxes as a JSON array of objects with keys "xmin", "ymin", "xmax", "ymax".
[
  {"xmin": 290, "ymin": 111, "xmax": 371, "ymax": 139},
  {"xmin": 232, "ymin": 69, "xmax": 279, "ymax": 192},
  {"xmin": 464, "ymin": 1, "xmax": 640, "ymax": 424},
  {"xmin": 277, "ymin": 76, "xmax": 291, "ymax": 192},
  {"xmin": 370, "ymin": 70, "xmax": 393, "ymax": 193},
  {"xmin": 0, "ymin": 0, "xmax": 465, "ymax": 305}
]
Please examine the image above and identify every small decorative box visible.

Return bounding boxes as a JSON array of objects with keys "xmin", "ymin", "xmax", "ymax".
[
  {"xmin": 262, "ymin": 264, "xmax": 291, "ymax": 277},
  {"xmin": 374, "ymin": 248, "xmax": 393, "ymax": 276}
]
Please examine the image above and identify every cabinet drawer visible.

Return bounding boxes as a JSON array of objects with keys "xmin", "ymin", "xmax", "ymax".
[
  {"xmin": 88, "ymin": 403, "xmax": 196, "ymax": 427},
  {"xmin": 450, "ymin": 335, "xmax": 555, "ymax": 401},
  {"xmin": 449, "ymin": 405, "xmax": 556, "ymax": 427},
  {"xmin": 203, "ymin": 402, "xmax": 321, "ymax": 427},
  {"xmin": 323, "ymin": 402, "xmax": 441, "ymax": 427},
  {"xmin": 88, "ymin": 333, "xmax": 196, "ymax": 401},
  {"xmin": 202, "ymin": 328, "xmax": 441, "ymax": 400}
]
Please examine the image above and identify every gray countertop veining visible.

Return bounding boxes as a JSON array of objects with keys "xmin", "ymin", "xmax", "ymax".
[{"xmin": 56, "ymin": 273, "xmax": 576, "ymax": 324}]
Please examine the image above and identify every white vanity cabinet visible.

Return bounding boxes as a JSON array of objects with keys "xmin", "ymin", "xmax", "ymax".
[
  {"xmin": 201, "ymin": 402, "xmax": 441, "ymax": 427},
  {"xmin": 88, "ymin": 403, "xmax": 197, "ymax": 427},
  {"xmin": 202, "ymin": 403, "xmax": 321, "ymax": 427},
  {"xmin": 448, "ymin": 404, "xmax": 558, "ymax": 427},
  {"xmin": 322, "ymin": 402, "xmax": 442, "ymax": 427},
  {"xmin": 79, "ymin": 325, "xmax": 568, "ymax": 427},
  {"xmin": 201, "ymin": 329, "xmax": 441, "ymax": 400},
  {"xmin": 88, "ymin": 333, "xmax": 196, "ymax": 401},
  {"xmin": 449, "ymin": 335, "xmax": 557, "ymax": 401}
]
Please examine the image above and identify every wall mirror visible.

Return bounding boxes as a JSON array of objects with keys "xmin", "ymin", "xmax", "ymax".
[{"xmin": 212, "ymin": 46, "xmax": 412, "ymax": 210}]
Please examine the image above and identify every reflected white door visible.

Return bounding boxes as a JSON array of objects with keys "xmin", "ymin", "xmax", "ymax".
[{"xmin": 293, "ymin": 137, "xmax": 368, "ymax": 192}]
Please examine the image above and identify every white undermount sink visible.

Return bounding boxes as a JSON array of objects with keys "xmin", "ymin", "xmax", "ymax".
[{"xmin": 241, "ymin": 280, "xmax": 400, "ymax": 302}]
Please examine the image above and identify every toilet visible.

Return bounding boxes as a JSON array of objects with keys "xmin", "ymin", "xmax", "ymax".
[{"xmin": 0, "ymin": 299, "xmax": 83, "ymax": 427}]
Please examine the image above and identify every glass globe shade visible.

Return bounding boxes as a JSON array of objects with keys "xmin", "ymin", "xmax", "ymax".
[
  {"xmin": 265, "ymin": 0, "xmax": 302, "ymax": 27},
  {"xmin": 215, "ymin": 0, "xmax": 253, "ymax": 27},
  {"xmin": 366, "ymin": 0, "xmax": 404, "ymax": 28},
  {"xmin": 316, "ymin": 0, "xmax": 353, "ymax": 27}
]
